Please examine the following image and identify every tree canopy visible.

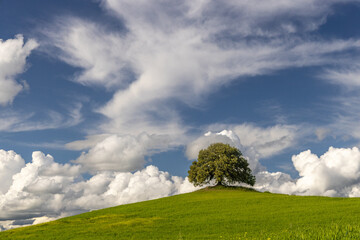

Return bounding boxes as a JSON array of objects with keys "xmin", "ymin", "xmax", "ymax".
[{"xmin": 188, "ymin": 143, "xmax": 255, "ymax": 187}]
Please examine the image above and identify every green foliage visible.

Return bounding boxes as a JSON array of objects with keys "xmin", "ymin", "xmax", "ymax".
[
  {"xmin": 188, "ymin": 143, "xmax": 255, "ymax": 186},
  {"xmin": 3, "ymin": 187, "xmax": 360, "ymax": 239},
  {"xmin": 0, "ymin": 186, "xmax": 360, "ymax": 240}
]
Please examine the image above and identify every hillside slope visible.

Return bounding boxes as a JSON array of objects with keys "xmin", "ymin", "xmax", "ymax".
[{"xmin": 2, "ymin": 186, "xmax": 360, "ymax": 239}]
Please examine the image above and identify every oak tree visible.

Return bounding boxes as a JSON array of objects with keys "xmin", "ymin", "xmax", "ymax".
[{"xmin": 188, "ymin": 143, "xmax": 255, "ymax": 186}]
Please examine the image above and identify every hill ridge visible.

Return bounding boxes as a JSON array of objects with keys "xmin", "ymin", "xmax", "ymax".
[{"xmin": 2, "ymin": 187, "xmax": 360, "ymax": 239}]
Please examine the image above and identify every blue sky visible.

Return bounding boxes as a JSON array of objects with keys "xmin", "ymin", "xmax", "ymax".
[{"xmin": 2, "ymin": 0, "xmax": 360, "ymax": 230}]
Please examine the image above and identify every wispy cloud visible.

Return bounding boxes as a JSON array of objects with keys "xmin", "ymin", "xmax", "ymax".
[
  {"xmin": 318, "ymin": 67, "xmax": 360, "ymax": 141},
  {"xmin": 322, "ymin": 64, "xmax": 360, "ymax": 88},
  {"xmin": 41, "ymin": 0, "xmax": 360, "ymax": 171},
  {"xmin": 0, "ymin": 103, "xmax": 83, "ymax": 132}
]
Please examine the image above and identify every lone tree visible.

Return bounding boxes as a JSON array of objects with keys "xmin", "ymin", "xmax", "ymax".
[{"xmin": 188, "ymin": 143, "xmax": 255, "ymax": 187}]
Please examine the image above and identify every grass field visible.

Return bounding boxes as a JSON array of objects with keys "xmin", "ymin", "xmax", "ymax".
[{"xmin": 2, "ymin": 186, "xmax": 360, "ymax": 239}]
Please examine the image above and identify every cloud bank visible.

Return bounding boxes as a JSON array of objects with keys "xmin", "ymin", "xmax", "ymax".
[
  {"xmin": 4, "ymin": 128, "xmax": 360, "ymax": 230},
  {"xmin": 0, "ymin": 150, "xmax": 197, "ymax": 231}
]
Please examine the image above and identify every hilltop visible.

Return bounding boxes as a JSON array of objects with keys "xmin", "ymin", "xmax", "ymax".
[{"xmin": 2, "ymin": 186, "xmax": 360, "ymax": 239}]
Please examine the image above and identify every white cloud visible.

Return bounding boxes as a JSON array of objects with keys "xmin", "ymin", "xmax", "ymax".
[
  {"xmin": 4, "ymin": 0, "xmax": 360, "ymax": 232},
  {"xmin": 185, "ymin": 126, "xmax": 360, "ymax": 198},
  {"xmin": 318, "ymin": 65, "xmax": 360, "ymax": 142},
  {"xmin": 186, "ymin": 124, "xmax": 299, "ymax": 173},
  {"xmin": 46, "ymin": 18, "xmax": 131, "ymax": 89},
  {"xmin": 72, "ymin": 133, "xmax": 182, "ymax": 172},
  {"xmin": 315, "ymin": 128, "xmax": 331, "ymax": 141},
  {"xmin": 254, "ymin": 171, "xmax": 296, "ymax": 194},
  {"xmin": 322, "ymin": 65, "xmax": 360, "ymax": 88},
  {"xmin": 71, "ymin": 165, "xmax": 196, "ymax": 210},
  {"xmin": 0, "ymin": 150, "xmax": 197, "ymax": 231},
  {"xmin": 0, "ymin": 35, "xmax": 38, "ymax": 105},
  {"xmin": 37, "ymin": 0, "xmax": 360, "ymax": 176},
  {"xmin": 185, "ymin": 129, "xmax": 261, "ymax": 172},
  {"xmin": 0, "ymin": 103, "xmax": 83, "ymax": 132},
  {"xmin": 315, "ymin": 65, "xmax": 360, "ymax": 143},
  {"xmin": 3, "ymin": 146, "xmax": 360, "ymax": 231},
  {"xmin": 45, "ymin": 0, "xmax": 360, "ymax": 140},
  {"xmin": 255, "ymin": 147, "xmax": 360, "ymax": 197},
  {"xmin": 232, "ymin": 124, "xmax": 299, "ymax": 159},
  {"xmin": 0, "ymin": 150, "xmax": 25, "ymax": 194},
  {"xmin": 186, "ymin": 130, "xmax": 240, "ymax": 160},
  {"xmin": 73, "ymin": 134, "xmax": 147, "ymax": 172},
  {"xmin": 315, "ymin": 95, "xmax": 360, "ymax": 141},
  {"xmin": 65, "ymin": 134, "xmax": 111, "ymax": 151},
  {"xmin": 102, "ymin": 0, "xmax": 359, "ymax": 37},
  {"xmin": 0, "ymin": 151, "xmax": 81, "ymax": 221},
  {"xmin": 293, "ymin": 147, "xmax": 360, "ymax": 196}
]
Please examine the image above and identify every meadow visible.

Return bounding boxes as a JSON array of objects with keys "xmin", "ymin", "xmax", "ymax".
[{"xmin": 1, "ymin": 186, "xmax": 360, "ymax": 239}]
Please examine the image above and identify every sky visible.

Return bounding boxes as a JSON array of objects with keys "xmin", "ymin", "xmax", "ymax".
[{"xmin": 1, "ymin": 0, "xmax": 360, "ymax": 230}]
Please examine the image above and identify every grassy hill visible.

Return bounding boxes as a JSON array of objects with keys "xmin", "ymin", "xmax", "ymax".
[{"xmin": 2, "ymin": 186, "xmax": 360, "ymax": 239}]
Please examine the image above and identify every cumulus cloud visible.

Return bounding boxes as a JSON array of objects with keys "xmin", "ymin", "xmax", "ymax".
[
  {"xmin": 254, "ymin": 171, "xmax": 296, "ymax": 194},
  {"xmin": 0, "ymin": 35, "xmax": 38, "ymax": 105},
  {"xmin": 255, "ymin": 147, "xmax": 360, "ymax": 197},
  {"xmin": 0, "ymin": 151, "xmax": 81, "ymax": 221},
  {"xmin": 0, "ymin": 150, "xmax": 25, "ymax": 194},
  {"xmin": 73, "ymin": 135, "xmax": 147, "ymax": 172},
  {"xmin": 3, "ymin": 140, "xmax": 360, "ymax": 231},
  {"xmin": 0, "ymin": 150, "xmax": 197, "ymax": 231},
  {"xmin": 70, "ymin": 165, "xmax": 196, "ymax": 210}
]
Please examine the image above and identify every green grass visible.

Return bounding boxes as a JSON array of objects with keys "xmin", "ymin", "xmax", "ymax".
[{"xmin": 2, "ymin": 186, "xmax": 360, "ymax": 239}]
